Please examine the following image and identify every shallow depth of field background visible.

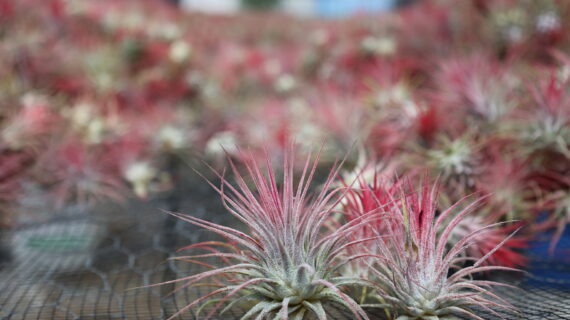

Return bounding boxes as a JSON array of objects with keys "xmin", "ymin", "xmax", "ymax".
[{"xmin": 0, "ymin": 0, "xmax": 569, "ymax": 319}]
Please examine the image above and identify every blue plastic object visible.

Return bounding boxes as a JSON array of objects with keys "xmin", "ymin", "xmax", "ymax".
[{"xmin": 525, "ymin": 225, "xmax": 570, "ymax": 288}]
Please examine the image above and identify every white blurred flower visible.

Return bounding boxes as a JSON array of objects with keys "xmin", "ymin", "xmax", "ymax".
[
  {"xmin": 124, "ymin": 162, "xmax": 157, "ymax": 199},
  {"xmin": 85, "ymin": 119, "xmax": 106, "ymax": 145},
  {"xmin": 536, "ymin": 11, "xmax": 560, "ymax": 33},
  {"xmin": 21, "ymin": 93, "xmax": 48, "ymax": 108},
  {"xmin": 310, "ymin": 29, "xmax": 329, "ymax": 46},
  {"xmin": 205, "ymin": 131, "xmax": 238, "ymax": 157},
  {"xmin": 374, "ymin": 83, "xmax": 409, "ymax": 107},
  {"xmin": 148, "ymin": 23, "xmax": 182, "ymax": 40},
  {"xmin": 361, "ymin": 36, "xmax": 396, "ymax": 56},
  {"xmin": 1, "ymin": 93, "xmax": 52, "ymax": 149},
  {"xmin": 157, "ymin": 126, "xmax": 186, "ymax": 150},
  {"xmin": 558, "ymin": 65, "xmax": 570, "ymax": 83},
  {"xmin": 63, "ymin": 102, "xmax": 108, "ymax": 144},
  {"xmin": 169, "ymin": 40, "xmax": 192, "ymax": 64},
  {"xmin": 274, "ymin": 74, "xmax": 296, "ymax": 93}
]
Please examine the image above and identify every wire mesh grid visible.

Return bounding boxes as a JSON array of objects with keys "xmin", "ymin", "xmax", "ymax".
[{"xmin": 0, "ymin": 170, "xmax": 569, "ymax": 320}]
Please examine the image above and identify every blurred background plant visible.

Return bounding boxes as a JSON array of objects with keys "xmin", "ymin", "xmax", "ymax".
[{"xmin": 1, "ymin": 0, "xmax": 570, "ymax": 248}]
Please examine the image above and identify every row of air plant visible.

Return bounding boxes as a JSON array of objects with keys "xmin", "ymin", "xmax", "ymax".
[{"xmin": 157, "ymin": 148, "xmax": 521, "ymax": 320}]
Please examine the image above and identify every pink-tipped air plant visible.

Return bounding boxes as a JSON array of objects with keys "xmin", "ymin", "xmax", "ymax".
[
  {"xmin": 446, "ymin": 212, "xmax": 528, "ymax": 268},
  {"xmin": 340, "ymin": 167, "xmax": 400, "ymax": 282},
  {"xmin": 1, "ymin": 93, "xmax": 57, "ymax": 150},
  {"xmin": 475, "ymin": 148, "xmax": 535, "ymax": 222},
  {"xmin": 367, "ymin": 179, "xmax": 520, "ymax": 320},
  {"xmin": 37, "ymin": 140, "xmax": 127, "ymax": 208},
  {"xmin": 521, "ymin": 73, "xmax": 570, "ymax": 159},
  {"xmin": 435, "ymin": 54, "xmax": 516, "ymax": 123},
  {"xmin": 157, "ymin": 148, "xmax": 378, "ymax": 320},
  {"xmin": 407, "ymin": 133, "xmax": 484, "ymax": 198}
]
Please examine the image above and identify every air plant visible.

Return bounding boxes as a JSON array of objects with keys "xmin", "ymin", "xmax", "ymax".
[
  {"xmin": 155, "ymin": 148, "xmax": 378, "ymax": 320},
  {"xmin": 36, "ymin": 140, "xmax": 127, "ymax": 208},
  {"xmin": 338, "ymin": 148, "xmax": 397, "ymax": 188},
  {"xmin": 308, "ymin": 88, "xmax": 369, "ymax": 157},
  {"xmin": 366, "ymin": 178, "xmax": 520, "ymax": 320},
  {"xmin": 475, "ymin": 146, "xmax": 536, "ymax": 222},
  {"xmin": 446, "ymin": 211, "xmax": 527, "ymax": 268},
  {"xmin": 425, "ymin": 135, "xmax": 481, "ymax": 189},
  {"xmin": 360, "ymin": 63, "xmax": 420, "ymax": 159},
  {"xmin": 1, "ymin": 93, "xmax": 56, "ymax": 150},
  {"xmin": 521, "ymin": 73, "xmax": 570, "ymax": 160},
  {"xmin": 435, "ymin": 54, "xmax": 517, "ymax": 123},
  {"xmin": 339, "ymin": 169, "xmax": 400, "ymax": 285}
]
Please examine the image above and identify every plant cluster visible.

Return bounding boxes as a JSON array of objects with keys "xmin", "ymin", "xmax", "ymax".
[{"xmin": 162, "ymin": 150, "xmax": 520, "ymax": 319}]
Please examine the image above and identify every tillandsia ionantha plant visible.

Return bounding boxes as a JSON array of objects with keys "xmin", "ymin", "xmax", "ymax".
[
  {"xmin": 444, "ymin": 210, "xmax": 528, "ymax": 268},
  {"xmin": 435, "ymin": 54, "xmax": 516, "ymax": 124},
  {"xmin": 153, "ymin": 147, "xmax": 380, "ymax": 320},
  {"xmin": 439, "ymin": 146, "xmax": 530, "ymax": 268},
  {"xmin": 402, "ymin": 131, "xmax": 486, "ymax": 203},
  {"xmin": 339, "ymin": 169, "xmax": 399, "ymax": 280},
  {"xmin": 424, "ymin": 134, "xmax": 483, "ymax": 190},
  {"xmin": 522, "ymin": 73, "xmax": 570, "ymax": 160},
  {"xmin": 362, "ymin": 178, "xmax": 521, "ymax": 320},
  {"xmin": 36, "ymin": 140, "xmax": 128, "ymax": 208}
]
